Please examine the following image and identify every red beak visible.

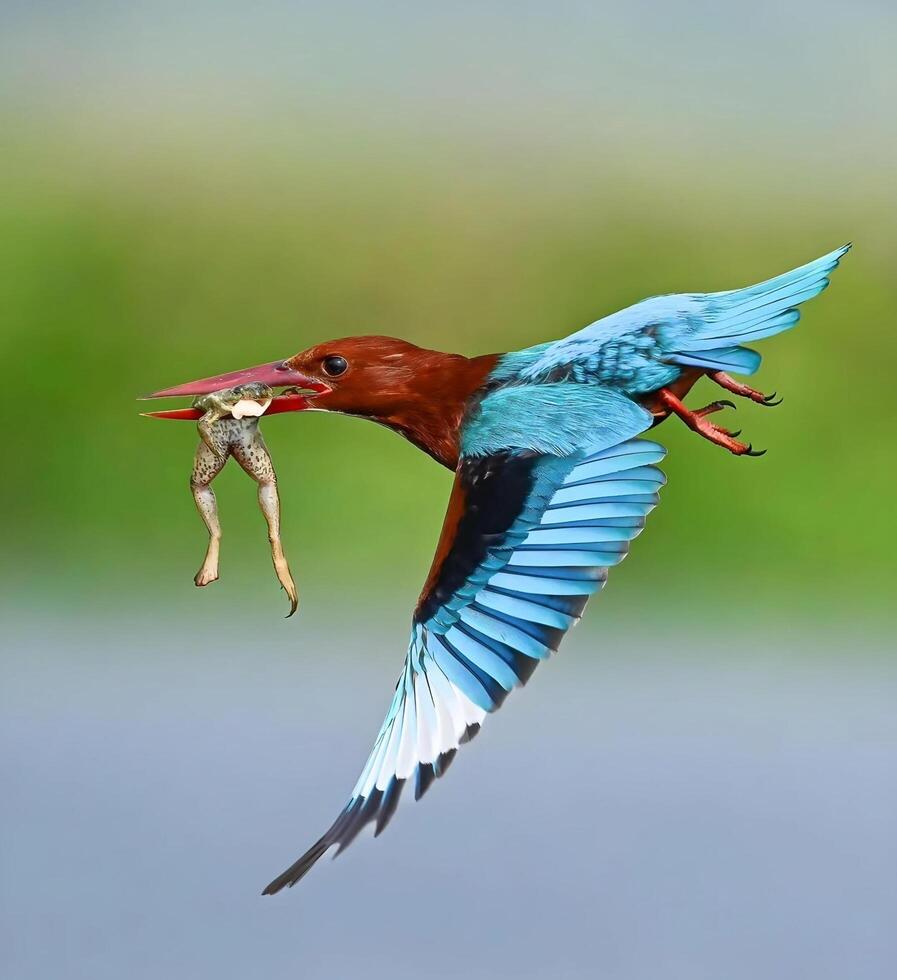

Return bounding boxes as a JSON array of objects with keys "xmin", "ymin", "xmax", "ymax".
[{"xmin": 139, "ymin": 359, "xmax": 329, "ymax": 420}]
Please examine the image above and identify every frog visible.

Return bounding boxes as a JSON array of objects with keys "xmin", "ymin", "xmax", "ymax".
[{"xmin": 189, "ymin": 382, "xmax": 298, "ymax": 617}]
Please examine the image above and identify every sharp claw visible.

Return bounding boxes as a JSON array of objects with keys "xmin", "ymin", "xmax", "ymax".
[
  {"xmin": 764, "ymin": 394, "xmax": 783, "ymax": 406},
  {"xmin": 696, "ymin": 399, "xmax": 737, "ymax": 418},
  {"xmin": 745, "ymin": 446, "xmax": 767, "ymax": 457},
  {"xmin": 729, "ymin": 429, "xmax": 742, "ymax": 438}
]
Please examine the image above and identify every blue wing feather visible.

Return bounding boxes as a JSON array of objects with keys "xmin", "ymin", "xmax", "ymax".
[
  {"xmin": 511, "ymin": 245, "xmax": 849, "ymax": 385},
  {"xmin": 670, "ymin": 346, "xmax": 762, "ymax": 374},
  {"xmin": 262, "ymin": 433, "xmax": 664, "ymax": 893}
]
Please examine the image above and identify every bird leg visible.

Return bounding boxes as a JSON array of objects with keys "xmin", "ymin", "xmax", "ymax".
[
  {"xmin": 657, "ymin": 388, "xmax": 765, "ymax": 457},
  {"xmin": 709, "ymin": 371, "xmax": 782, "ymax": 406}
]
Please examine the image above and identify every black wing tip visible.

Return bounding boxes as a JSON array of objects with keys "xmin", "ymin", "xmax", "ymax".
[
  {"xmin": 264, "ymin": 743, "xmax": 471, "ymax": 891},
  {"xmin": 459, "ymin": 722, "xmax": 481, "ymax": 744},
  {"xmin": 261, "ymin": 794, "xmax": 375, "ymax": 895},
  {"xmin": 263, "ymin": 777, "xmax": 415, "ymax": 893},
  {"xmin": 433, "ymin": 746, "xmax": 457, "ymax": 778},
  {"xmin": 373, "ymin": 777, "xmax": 405, "ymax": 836},
  {"xmin": 262, "ymin": 837, "xmax": 331, "ymax": 895},
  {"xmin": 414, "ymin": 762, "xmax": 436, "ymax": 801}
]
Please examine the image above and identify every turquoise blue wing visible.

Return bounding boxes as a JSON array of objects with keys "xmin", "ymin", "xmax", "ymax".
[
  {"xmin": 262, "ymin": 435, "xmax": 666, "ymax": 892},
  {"xmin": 512, "ymin": 245, "xmax": 850, "ymax": 386}
]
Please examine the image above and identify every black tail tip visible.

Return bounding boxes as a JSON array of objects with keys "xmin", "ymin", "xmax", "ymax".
[{"xmin": 261, "ymin": 878, "xmax": 288, "ymax": 896}]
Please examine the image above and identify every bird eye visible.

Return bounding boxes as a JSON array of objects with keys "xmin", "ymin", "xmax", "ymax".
[{"xmin": 322, "ymin": 355, "xmax": 348, "ymax": 377}]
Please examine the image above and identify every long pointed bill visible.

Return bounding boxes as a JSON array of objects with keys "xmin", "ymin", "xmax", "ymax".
[
  {"xmin": 140, "ymin": 359, "xmax": 329, "ymax": 420},
  {"xmin": 142, "ymin": 359, "xmax": 324, "ymax": 399}
]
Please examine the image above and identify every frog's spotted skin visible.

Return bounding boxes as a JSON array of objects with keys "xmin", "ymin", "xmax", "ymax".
[
  {"xmin": 189, "ymin": 389, "xmax": 298, "ymax": 616},
  {"xmin": 194, "ymin": 381, "xmax": 274, "ymax": 452}
]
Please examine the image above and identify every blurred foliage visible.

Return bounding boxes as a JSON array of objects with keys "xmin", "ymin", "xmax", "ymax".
[{"xmin": 2, "ymin": 117, "xmax": 894, "ymax": 622}]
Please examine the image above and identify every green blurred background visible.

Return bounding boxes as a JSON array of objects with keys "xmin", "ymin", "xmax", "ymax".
[
  {"xmin": 3, "ymin": 105, "xmax": 895, "ymax": 621},
  {"xmin": 2, "ymin": 4, "xmax": 895, "ymax": 978},
  {"xmin": 2, "ymin": 4, "xmax": 895, "ymax": 624}
]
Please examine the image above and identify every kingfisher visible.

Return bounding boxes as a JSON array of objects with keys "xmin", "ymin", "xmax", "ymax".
[{"xmin": 145, "ymin": 245, "xmax": 850, "ymax": 893}]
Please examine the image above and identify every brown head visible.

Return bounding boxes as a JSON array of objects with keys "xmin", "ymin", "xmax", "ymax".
[{"xmin": 143, "ymin": 335, "xmax": 499, "ymax": 470}]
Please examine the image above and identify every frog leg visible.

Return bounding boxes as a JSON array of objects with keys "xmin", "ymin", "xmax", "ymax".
[
  {"xmin": 197, "ymin": 408, "xmax": 230, "ymax": 455},
  {"xmin": 231, "ymin": 425, "xmax": 299, "ymax": 617},
  {"xmin": 191, "ymin": 438, "xmax": 229, "ymax": 587}
]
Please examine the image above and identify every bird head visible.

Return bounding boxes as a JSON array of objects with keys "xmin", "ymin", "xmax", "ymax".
[{"xmin": 142, "ymin": 335, "xmax": 498, "ymax": 469}]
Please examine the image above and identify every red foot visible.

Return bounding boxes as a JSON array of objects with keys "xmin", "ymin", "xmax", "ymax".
[
  {"xmin": 709, "ymin": 371, "xmax": 782, "ymax": 406},
  {"xmin": 658, "ymin": 389, "xmax": 765, "ymax": 457},
  {"xmin": 694, "ymin": 399, "xmax": 736, "ymax": 418}
]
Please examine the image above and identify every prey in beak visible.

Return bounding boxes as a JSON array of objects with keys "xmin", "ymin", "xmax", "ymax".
[
  {"xmin": 139, "ymin": 359, "xmax": 330, "ymax": 420},
  {"xmin": 149, "ymin": 376, "xmax": 306, "ymax": 617}
]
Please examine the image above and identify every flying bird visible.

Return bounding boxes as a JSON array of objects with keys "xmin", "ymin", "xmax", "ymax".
[{"xmin": 145, "ymin": 245, "xmax": 850, "ymax": 892}]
